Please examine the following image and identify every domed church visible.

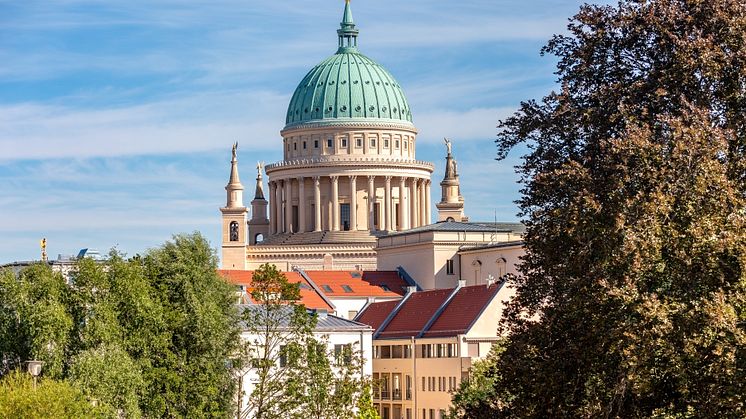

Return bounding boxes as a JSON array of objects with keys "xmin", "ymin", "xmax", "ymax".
[{"xmin": 221, "ymin": 1, "xmax": 477, "ymax": 272}]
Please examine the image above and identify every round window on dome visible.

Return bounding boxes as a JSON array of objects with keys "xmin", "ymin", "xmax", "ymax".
[
  {"xmin": 341, "ymin": 105, "xmax": 347, "ymax": 112},
  {"xmin": 355, "ymin": 105, "xmax": 361, "ymax": 112},
  {"xmin": 341, "ymin": 80, "xmax": 347, "ymax": 84},
  {"xmin": 327, "ymin": 106, "xmax": 333, "ymax": 112},
  {"xmin": 382, "ymin": 107, "xmax": 388, "ymax": 112},
  {"xmin": 353, "ymin": 80, "xmax": 359, "ymax": 84},
  {"xmin": 369, "ymin": 105, "xmax": 375, "ymax": 111}
]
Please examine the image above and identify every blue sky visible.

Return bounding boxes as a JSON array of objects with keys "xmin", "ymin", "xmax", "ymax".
[{"xmin": 0, "ymin": 0, "xmax": 599, "ymax": 262}]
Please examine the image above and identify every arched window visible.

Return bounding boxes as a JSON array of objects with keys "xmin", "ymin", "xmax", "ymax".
[
  {"xmin": 229, "ymin": 221, "xmax": 239, "ymax": 241},
  {"xmin": 496, "ymin": 257, "xmax": 507, "ymax": 278},
  {"xmin": 255, "ymin": 233, "xmax": 264, "ymax": 243}
]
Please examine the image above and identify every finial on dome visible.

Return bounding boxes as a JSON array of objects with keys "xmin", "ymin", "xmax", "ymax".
[{"xmin": 337, "ymin": 0, "xmax": 359, "ymax": 53}]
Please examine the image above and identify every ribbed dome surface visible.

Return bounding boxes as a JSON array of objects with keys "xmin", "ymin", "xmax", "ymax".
[{"xmin": 285, "ymin": 50, "xmax": 412, "ymax": 127}]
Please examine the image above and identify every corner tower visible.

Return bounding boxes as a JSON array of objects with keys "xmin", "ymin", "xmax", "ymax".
[
  {"xmin": 220, "ymin": 143, "xmax": 248, "ymax": 269},
  {"xmin": 436, "ymin": 139, "xmax": 468, "ymax": 222}
]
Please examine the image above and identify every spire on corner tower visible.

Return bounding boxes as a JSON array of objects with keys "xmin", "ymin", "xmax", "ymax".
[
  {"xmin": 248, "ymin": 161, "xmax": 269, "ymax": 245},
  {"xmin": 254, "ymin": 161, "xmax": 265, "ymax": 200},
  {"xmin": 225, "ymin": 142, "xmax": 245, "ymax": 208},
  {"xmin": 436, "ymin": 138, "xmax": 468, "ymax": 222}
]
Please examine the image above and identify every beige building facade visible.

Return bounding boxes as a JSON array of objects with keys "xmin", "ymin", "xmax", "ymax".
[{"xmin": 356, "ymin": 281, "xmax": 514, "ymax": 419}]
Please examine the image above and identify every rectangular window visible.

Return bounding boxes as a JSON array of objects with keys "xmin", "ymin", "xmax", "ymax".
[
  {"xmin": 303, "ymin": 141, "xmax": 307, "ymax": 149},
  {"xmin": 404, "ymin": 140, "xmax": 408, "ymax": 150},
  {"xmin": 294, "ymin": 142, "xmax": 297, "ymax": 150},
  {"xmin": 446, "ymin": 259, "xmax": 455, "ymax": 275},
  {"xmin": 314, "ymin": 140, "xmax": 318, "ymax": 148},
  {"xmin": 371, "ymin": 138, "xmax": 377, "ymax": 147},
  {"xmin": 327, "ymin": 138, "xmax": 333, "ymax": 148},
  {"xmin": 381, "ymin": 345, "xmax": 391, "ymax": 359},
  {"xmin": 395, "ymin": 139, "xmax": 400, "ymax": 149},
  {"xmin": 279, "ymin": 345, "xmax": 287, "ymax": 367},
  {"xmin": 341, "ymin": 138, "xmax": 348, "ymax": 148},
  {"xmin": 334, "ymin": 344, "xmax": 352, "ymax": 365},
  {"xmin": 356, "ymin": 138, "xmax": 363, "ymax": 148},
  {"xmin": 384, "ymin": 139, "xmax": 389, "ymax": 148},
  {"xmin": 342, "ymin": 285, "xmax": 354, "ymax": 293},
  {"xmin": 422, "ymin": 377, "xmax": 426, "ymax": 391}
]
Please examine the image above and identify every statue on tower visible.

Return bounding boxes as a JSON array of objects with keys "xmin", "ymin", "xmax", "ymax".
[
  {"xmin": 232, "ymin": 142, "xmax": 238, "ymax": 160},
  {"xmin": 444, "ymin": 137, "xmax": 452, "ymax": 155}
]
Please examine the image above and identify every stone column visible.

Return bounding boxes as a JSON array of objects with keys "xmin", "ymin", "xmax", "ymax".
[
  {"xmin": 298, "ymin": 176, "xmax": 306, "ymax": 233},
  {"xmin": 284, "ymin": 179, "xmax": 293, "ymax": 233},
  {"xmin": 419, "ymin": 179, "xmax": 427, "ymax": 226},
  {"xmin": 410, "ymin": 178, "xmax": 419, "ymax": 228},
  {"xmin": 349, "ymin": 175, "xmax": 357, "ymax": 231},
  {"xmin": 269, "ymin": 181, "xmax": 276, "ymax": 235},
  {"xmin": 398, "ymin": 177, "xmax": 408, "ymax": 231},
  {"xmin": 275, "ymin": 180, "xmax": 283, "ymax": 233},
  {"xmin": 367, "ymin": 176, "xmax": 375, "ymax": 231},
  {"xmin": 425, "ymin": 180, "xmax": 431, "ymax": 225},
  {"xmin": 331, "ymin": 176, "xmax": 339, "ymax": 231},
  {"xmin": 384, "ymin": 176, "xmax": 392, "ymax": 231},
  {"xmin": 314, "ymin": 176, "xmax": 321, "ymax": 232}
]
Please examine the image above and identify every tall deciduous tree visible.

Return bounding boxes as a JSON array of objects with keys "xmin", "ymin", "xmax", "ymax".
[
  {"xmin": 484, "ymin": 0, "xmax": 746, "ymax": 417},
  {"xmin": 239, "ymin": 263, "xmax": 315, "ymax": 418},
  {"xmin": 239, "ymin": 263, "xmax": 376, "ymax": 419},
  {"xmin": 0, "ymin": 232, "xmax": 240, "ymax": 418}
]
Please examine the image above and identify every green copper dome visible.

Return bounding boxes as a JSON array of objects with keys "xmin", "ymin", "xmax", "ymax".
[{"xmin": 285, "ymin": 1, "xmax": 412, "ymax": 127}]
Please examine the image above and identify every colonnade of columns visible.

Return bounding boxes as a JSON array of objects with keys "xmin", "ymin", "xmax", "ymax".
[{"xmin": 267, "ymin": 175, "xmax": 432, "ymax": 235}]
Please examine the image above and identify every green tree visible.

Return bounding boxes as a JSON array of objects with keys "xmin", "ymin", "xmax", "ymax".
[
  {"xmin": 292, "ymin": 338, "xmax": 374, "ymax": 419},
  {"xmin": 239, "ymin": 263, "xmax": 315, "ymax": 418},
  {"xmin": 487, "ymin": 0, "xmax": 746, "ymax": 417},
  {"xmin": 141, "ymin": 233, "xmax": 240, "ymax": 418},
  {"xmin": 69, "ymin": 344, "xmax": 144, "ymax": 418},
  {"xmin": 447, "ymin": 343, "xmax": 504, "ymax": 418},
  {"xmin": 0, "ymin": 370, "xmax": 105, "ymax": 418},
  {"xmin": 238, "ymin": 264, "xmax": 374, "ymax": 419},
  {"xmin": 0, "ymin": 264, "xmax": 72, "ymax": 379},
  {"xmin": 0, "ymin": 232, "xmax": 240, "ymax": 418}
]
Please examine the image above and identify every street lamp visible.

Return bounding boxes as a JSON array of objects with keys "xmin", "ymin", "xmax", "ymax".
[{"xmin": 26, "ymin": 360, "xmax": 43, "ymax": 390}]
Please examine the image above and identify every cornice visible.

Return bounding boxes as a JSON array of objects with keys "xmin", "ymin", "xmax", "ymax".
[
  {"xmin": 265, "ymin": 156, "xmax": 434, "ymax": 174},
  {"xmin": 281, "ymin": 119, "xmax": 418, "ymax": 135}
]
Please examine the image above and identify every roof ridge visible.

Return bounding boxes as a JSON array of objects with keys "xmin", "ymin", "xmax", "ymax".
[
  {"xmin": 294, "ymin": 267, "xmax": 336, "ymax": 311},
  {"xmin": 373, "ymin": 287, "xmax": 417, "ymax": 339},
  {"xmin": 417, "ymin": 281, "xmax": 465, "ymax": 338}
]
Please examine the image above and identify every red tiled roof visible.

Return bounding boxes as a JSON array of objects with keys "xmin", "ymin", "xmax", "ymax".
[
  {"xmin": 354, "ymin": 300, "xmax": 399, "ymax": 331},
  {"xmin": 377, "ymin": 289, "xmax": 452, "ymax": 339},
  {"xmin": 421, "ymin": 285, "xmax": 501, "ymax": 337},
  {"xmin": 356, "ymin": 284, "xmax": 502, "ymax": 339},
  {"xmin": 304, "ymin": 270, "xmax": 407, "ymax": 297},
  {"xmin": 219, "ymin": 270, "xmax": 333, "ymax": 311}
]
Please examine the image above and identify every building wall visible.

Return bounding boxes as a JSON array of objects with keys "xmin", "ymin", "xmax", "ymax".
[
  {"xmin": 238, "ymin": 329, "xmax": 373, "ymax": 415},
  {"xmin": 371, "ymin": 337, "xmax": 475, "ymax": 419},
  {"xmin": 377, "ymin": 230, "xmax": 522, "ymax": 290},
  {"xmin": 458, "ymin": 245, "xmax": 524, "ymax": 287},
  {"xmin": 329, "ymin": 296, "xmax": 401, "ymax": 320}
]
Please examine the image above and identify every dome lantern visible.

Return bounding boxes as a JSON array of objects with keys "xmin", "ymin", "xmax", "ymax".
[{"xmin": 337, "ymin": 0, "xmax": 359, "ymax": 53}]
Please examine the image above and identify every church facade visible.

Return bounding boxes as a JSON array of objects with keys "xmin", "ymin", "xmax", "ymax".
[{"xmin": 220, "ymin": 1, "xmax": 489, "ymax": 273}]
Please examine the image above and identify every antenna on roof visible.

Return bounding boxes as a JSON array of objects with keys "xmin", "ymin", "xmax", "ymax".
[{"xmin": 489, "ymin": 209, "xmax": 497, "ymax": 244}]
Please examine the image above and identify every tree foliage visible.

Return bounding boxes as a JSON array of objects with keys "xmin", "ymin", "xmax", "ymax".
[
  {"xmin": 0, "ymin": 232, "xmax": 240, "ymax": 418},
  {"xmin": 482, "ymin": 0, "xmax": 746, "ymax": 417},
  {"xmin": 0, "ymin": 370, "xmax": 106, "ymax": 418},
  {"xmin": 239, "ymin": 263, "xmax": 375, "ymax": 419}
]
